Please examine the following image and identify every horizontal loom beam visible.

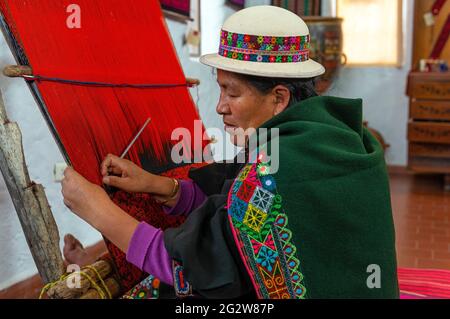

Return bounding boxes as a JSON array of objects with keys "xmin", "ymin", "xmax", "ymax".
[{"xmin": 2, "ymin": 65, "xmax": 201, "ymax": 87}]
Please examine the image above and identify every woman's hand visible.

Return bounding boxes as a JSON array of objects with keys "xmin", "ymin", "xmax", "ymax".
[
  {"xmin": 61, "ymin": 167, "xmax": 113, "ymax": 228},
  {"xmin": 100, "ymin": 154, "xmax": 176, "ymax": 198},
  {"xmin": 100, "ymin": 154, "xmax": 156, "ymax": 193},
  {"xmin": 61, "ymin": 167, "xmax": 139, "ymax": 253}
]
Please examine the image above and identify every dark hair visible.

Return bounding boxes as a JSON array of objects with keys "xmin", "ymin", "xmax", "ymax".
[{"xmin": 237, "ymin": 74, "xmax": 318, "ymax": 107}]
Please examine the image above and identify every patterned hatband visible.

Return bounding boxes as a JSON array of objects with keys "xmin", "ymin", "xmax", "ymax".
[{"xmin": 219, "ymin": 30, "xmax": 310, "ymax": 63}]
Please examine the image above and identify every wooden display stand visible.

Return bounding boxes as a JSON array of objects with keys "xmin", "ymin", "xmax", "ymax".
[{"xmin": 406, "ymin": 72, "xmax": 450, "ymax": 178}]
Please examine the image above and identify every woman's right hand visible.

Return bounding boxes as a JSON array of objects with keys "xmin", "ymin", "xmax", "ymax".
[{"xmin": 100, "ymin": 154, "xmax": 157, "ymax": 194}]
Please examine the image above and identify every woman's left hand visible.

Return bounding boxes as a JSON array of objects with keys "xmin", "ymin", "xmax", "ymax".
[{"xmin": 61, "ymin": 167, "xmax": 112, "ymax": 226}]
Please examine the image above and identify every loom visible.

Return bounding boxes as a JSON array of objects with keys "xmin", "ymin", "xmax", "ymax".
[{"xmin": 0, "ymin": 0, "xmax": 207, "ymax": 294}]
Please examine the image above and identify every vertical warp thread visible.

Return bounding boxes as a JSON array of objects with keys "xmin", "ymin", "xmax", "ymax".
[{"xmin": 0, "ymin": 0, "xmax": 206, "ymax": 183}]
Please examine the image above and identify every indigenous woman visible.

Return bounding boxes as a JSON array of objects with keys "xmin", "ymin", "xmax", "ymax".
[{"xmin": 62, "ymin": 6, "xmax": 399, "ymax": 299}]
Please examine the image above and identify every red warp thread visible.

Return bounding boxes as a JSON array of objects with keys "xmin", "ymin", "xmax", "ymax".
[
  {"xmin": 0, "ymin": 0, "xmax": 209, "ymax": 292},
  {"xmin": 0, "ymin": 0, "xmax": 206, "ymax": 184}
]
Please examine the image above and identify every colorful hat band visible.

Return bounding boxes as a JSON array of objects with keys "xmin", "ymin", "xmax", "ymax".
[{"xmin": 219, "ymin": 30, "xmax": 310, "ymax": 63}]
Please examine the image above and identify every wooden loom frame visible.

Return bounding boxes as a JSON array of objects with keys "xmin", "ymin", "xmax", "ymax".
[{"xmin": 0, "ymin": 5, "xmax": 201, "ymax": 291}]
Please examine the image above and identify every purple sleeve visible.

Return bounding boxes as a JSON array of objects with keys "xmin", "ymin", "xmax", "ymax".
[
  {"xmin": 126, "ymin": 181, "xmax": 207, "ymax": 286},
  {"xmin": 163, "ymin": 180, "xmax": 207, "ymax": 217},
  {"xmin": 126, "ymin": 222, "xmax": 173, "ymax": 286}
]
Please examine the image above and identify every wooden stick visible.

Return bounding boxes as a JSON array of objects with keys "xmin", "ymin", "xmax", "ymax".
[
  {"xmin": 186, "ymin": 77, "xmax": 201, "ymax": 87},
  {"xmin": 0, "ymin": 90, "xmax": 64, "ymax": 284},
  {"xmin": 2, "ymin": 65, "xmax": 32, "ymax": 77},
  {"xmin": 3, "ymin": 65, "xmax": 200, "ymax": 86},
  {"xmin": 46, "ymin": 260, "xmax": 113, "ymax": 299},
  {"xmin": 79, "ymin": 277, "xmax": 121, "ymax": 299}
]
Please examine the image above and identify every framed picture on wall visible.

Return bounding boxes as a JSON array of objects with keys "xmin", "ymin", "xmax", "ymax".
[
  {"xmin": 159, "ymin": 0, "xmax": 201, "ymax": 57},
  {"xmin": 272, "ymin": 0, "xmax": 322, "ymax": 16},
  {"xmin": 160, "ymin": 0, "xmax": 191, "ymax": 18},
  {"xmin": 227, "ymin": 0, "xmax": 246, "ymax": 8}
]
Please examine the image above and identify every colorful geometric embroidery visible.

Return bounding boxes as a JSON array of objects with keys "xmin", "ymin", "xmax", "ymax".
[
  {"xmin": 121, "ymin": 275, "xmax": 160, "ymax": 299},
  {"xmin": 250, "ymin": 187, "xmax": 274, "ymax": 212},
  {"xmin": 260, "ymin": 175, "xmax": 276, "ymax": 192},
  {"xmin": 237, "ymin": 180, "xmax": 256, "ymax": 202},
  {"xmin": 250, "ymin": 238, "xmax": 263, "ymax": 256},
  {"xmin": 219, "ymin": 30, "xmax": 310, "ymax": 63},
  {"xmin": 238, "ymin": 164, "xmax": 253, "ymax": 181},
  {"xmin": 256, "ymin": 246, "xmax": 278, "ymax": 272},
  {"xmin": 243, "ymin": 204, "xmax": 268, "ymax": 233},
  {"xmin": 172, "ymin": 260, "xmax": 193, "ymax": 298},
  {"xmin": 232, "ymin": 180, "xmax": 243, "ymax": 193},
  {"xmin": 246, "ymin": 166, "xmax": 261, "ymax": 186},
  {"xmin": 227, "ymin": 153, "xmax": 307, "ymax": 299},
  {"xmin": 257, "ymin": 162, "xmax": 270, "ymax": 176},
  {"xmin": 229, "ymin": 196, "xmax": 248, "ymax": 222}
]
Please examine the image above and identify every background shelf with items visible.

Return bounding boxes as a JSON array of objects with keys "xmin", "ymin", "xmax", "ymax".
[
  {"xmin": 406, "ymin": 0, "xmax": 450, "ymax": 190},
  {"xmin": 272, "ymin": 0, "xmax": 345, "ymax": 94}
]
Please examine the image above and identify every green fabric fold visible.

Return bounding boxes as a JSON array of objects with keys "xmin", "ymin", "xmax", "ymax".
[
  {"xmin": 257, "ymin": 96, "xmax": 399, "ymax": 298},
  {"xmin": 164, "ymin": 95, "xmax": 399, "ymax": 299}
]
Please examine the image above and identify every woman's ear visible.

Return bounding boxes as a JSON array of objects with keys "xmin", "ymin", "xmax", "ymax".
[{"xmin": 272, "ymin": 85, "xmax": 291, "ymax": 116}]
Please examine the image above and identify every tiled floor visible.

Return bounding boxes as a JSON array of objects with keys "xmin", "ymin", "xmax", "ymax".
[
  {"xmin": 391, "ymin": 171, "xmax": 450, "ymax": 270},
  {"xmin": 1, "ymin": 170, "xmax": 449, "ymax": 298}
]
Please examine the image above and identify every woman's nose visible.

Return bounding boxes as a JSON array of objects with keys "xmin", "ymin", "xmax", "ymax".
[{"xmin": 216, "ymin": 99, "xmax": 229, "ymax": 115}]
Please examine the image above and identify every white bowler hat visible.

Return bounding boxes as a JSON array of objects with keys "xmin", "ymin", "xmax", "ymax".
[{"xmin": 200, "ymin": 5, "xmax": 325, "ymax": 78}]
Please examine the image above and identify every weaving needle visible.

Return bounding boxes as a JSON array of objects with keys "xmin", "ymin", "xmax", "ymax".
[
  {"xmin": 120, "ymin": 117, "xmax": 152, "ymax": 159},
  {"xmin": 104, "ymin": 117, "xmax": 151, "ymax": 193},
  {"xmin": 56, "ymin": 117, "xmax": 152, "ymax": 184}
]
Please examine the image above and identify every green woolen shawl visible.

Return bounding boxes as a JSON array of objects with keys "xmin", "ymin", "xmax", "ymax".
[
  {"xmin": 256, "ymin": 95, "xmax": 399, "ymax": 298},
  {"xmin": 165, "ymin": 95, "xmax": 399, "ymax": 299}
]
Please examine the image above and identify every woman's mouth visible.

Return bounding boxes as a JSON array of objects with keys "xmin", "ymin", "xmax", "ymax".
[{"xmin": 224, "ymin": 123, "xmax": 237, "ymax": 131}]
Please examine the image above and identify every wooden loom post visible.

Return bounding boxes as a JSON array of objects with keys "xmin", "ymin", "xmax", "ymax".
[{"xmin": 0, "ymin": 88, "xmax": 65, "ymax": 284}]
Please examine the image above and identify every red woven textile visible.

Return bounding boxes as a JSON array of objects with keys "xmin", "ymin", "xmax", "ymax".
[
  {"xmin": 399, "ymin": 268, "xmax": 450, "ymax": 299},
  {"xmin": 0, "ymin": 0, "xmax": 207, "ymax": 292},
  {"xmin": 0, "ymin": 0, "xmax": 204, "ymax": 183}
]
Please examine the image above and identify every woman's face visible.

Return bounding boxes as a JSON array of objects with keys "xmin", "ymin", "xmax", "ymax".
[{"xmin": 216, "ymin": 69, "xmax": 277, "ymax": 146}]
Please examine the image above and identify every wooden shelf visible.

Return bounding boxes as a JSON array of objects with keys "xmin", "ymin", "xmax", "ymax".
[{"xmin": 406, "ymin": 71, "xmax": 450, "ymax": 180}]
